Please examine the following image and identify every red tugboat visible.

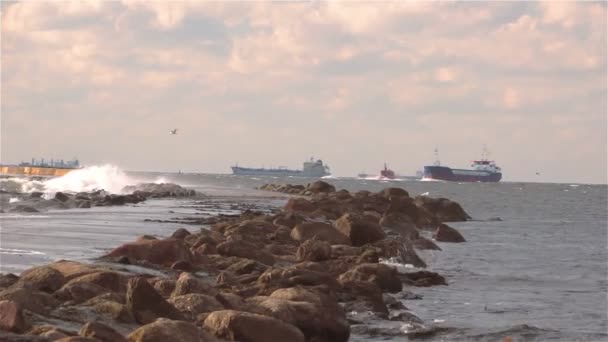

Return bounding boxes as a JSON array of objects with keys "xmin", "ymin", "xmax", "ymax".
[{"xmin": 380, "ymin": 163, "xmax": 396, "ymax": 179}]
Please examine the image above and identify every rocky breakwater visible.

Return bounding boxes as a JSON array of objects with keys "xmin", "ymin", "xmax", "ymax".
[
  {"xmin": 4, "ymin": 183, "xmax": 196, "ymax": 213},
  {"xmin": 0, "ymin": 181, "xmax": 469, "ymax": 341}
]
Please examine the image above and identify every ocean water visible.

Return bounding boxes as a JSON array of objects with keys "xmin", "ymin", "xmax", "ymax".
[{"xmin": 1, "ymin": 170, "xmax": 606, "ymax": 341}]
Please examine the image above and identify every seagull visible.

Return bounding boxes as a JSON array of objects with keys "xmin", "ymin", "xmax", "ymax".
[{"xmin": 169, "ymin": 129, "xmax": 178, "ymax": 135}]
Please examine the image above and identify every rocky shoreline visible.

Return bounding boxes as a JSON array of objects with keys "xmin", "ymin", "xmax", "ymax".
[{"xmin": 0, "ymin": 181, "xmax": 470, "ymax": 341}]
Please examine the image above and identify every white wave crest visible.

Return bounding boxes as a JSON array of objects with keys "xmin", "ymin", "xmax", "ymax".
[{"xmin": 42, "ymin": 165, "xmax": 135, "ymax": 195}]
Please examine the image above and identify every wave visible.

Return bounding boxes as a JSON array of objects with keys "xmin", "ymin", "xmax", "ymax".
[
  {"xmin": 0, "ymin": 248, "xmax": 45, "ymax": 255},
  {"xmin": 0, "ymin": 164, "xmax": 167, "ymax": 196}
]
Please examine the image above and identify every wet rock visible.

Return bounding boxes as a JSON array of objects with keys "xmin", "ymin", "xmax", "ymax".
[
  {"xmin": 171, "ymin": 228, "xmax": 192, "ymax": 239},
  {"xmin": 123, "ymin": 183, "xmax": 196, "ymax": 197},
  {"xmin": 8, "ymin": 205, "xmax": 39, "ymax": 213},
  {"xmin": 284, "ymin": 197, "xmax": 315, "ymax": 213},
  {"xmin": 338, "ymin": 280, "xmax": 388, "ymax": 315},
  {"xmin": 383, "ymin": 294, "xmax": 407, "ymax": 310},
  {"xmin": 433, "ymin": 223, "xmax": 466, "ymax": 242},
  {"xmin": 105, "ymin": 238, "xmax": 192, "ymax": 266},
  {"xmin": 330, "ymin": 245, "xmax": 363, "ymax": 258},
  {"xmin": 399, "ymin": 271, "xmax": 447, "ymax": 287},
  {"xmin": 79, "ymin": 321, "xmax": 127, "ymax": 342},
  {"xmin": 373, "ymin": 238, "xmax": 427, "ymax": 268},
  {"xmin": 216, "ymin": 239, "xmax": 275, "ymax": 266},
  {"xmin": 390, "ymin": 311, "xmax": 424, "ymax": 324},
  {"xmin": 152, "ymin": 279, "xmax": 176, "ymax": 298},
  {"xmin": 339, "ymin": 263, "xmax": 402, "ymax": 293},
  {"xmin": 257, "ymin": 265, "xmax": 340, "ymax": 294},
  {"xmin": 203, "ymin": 310, "xmax": 305, "ymax": 342},
  {"xmin": 0, "ymin": 300, "xmax": 28, "ymax": 333},
  {"xmin": 414, "ymin": 236, "xmax": 442, "ymax": 250},
  {"xmin": 291, "ymin": 222, "xmax": 350, "ymax": 245},
  {"xmin": 30, "ymin": 191, "xmax": 44, "ymax": 198},
  {"xmin": 85, "ymin": 299, "xmax": 135, "ymax": 324},
  {"xmin": 55, "ymin": 336, "xmax": 102, "ymax": 342},
  {"xmin": 172, "ymin": 272, "xmax": 217, "ymax": 297},
  {"xmin": 334, "ymin": 213, "xmax": 385, "ymax": 246},
  {"xmin": 414, "ymin": 196, "xmax": 471, "ymax": 222},
  {"xmin": 273, "ymin": 212, "xmax": 304, "ymax": 229},
  {"xmin": 168, "ymin": 294, "xmax": 224, "ymax": 321},
  {"xmin": 54, "ymin": 192, "xmax": 71, "ymax": 202},
  {"xmin": 296, "ymin": 239, "xmax": 332, "ymax": 262},
  {"xmin": 214, "ymin": 292, "xmax": 246, "ymax": 311},
  {"xmin": 128, "ymin": 318, "xmax": 213, "ymax": 342},
  {"xmin": 126, "ymin": 277, "xmax": 184, "ymax": 324},
  {"xmin": 379, "ymin": 212, "xmax": 419, "ymax": 240},
  {"xmin": 307, "ymin": 180, "xmax": 336, "ymax": 194}
]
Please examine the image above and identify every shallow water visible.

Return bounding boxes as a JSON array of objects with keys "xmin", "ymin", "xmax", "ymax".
[{"xmin": 0, "ymin": 172, "xmax": 606, "ymax": 341}]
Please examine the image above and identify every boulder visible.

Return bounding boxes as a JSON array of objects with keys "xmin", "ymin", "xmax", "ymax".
[
  {"xmin": 399, "ymin": 271, "xmax": 447, "ymax": 287},
  {"xmin": 55, "ymin": 337, "xmax": 101, "ymax": 342},
  {"xmin": 17, "ymin": 266, "xmax": 66, "ymax": 293},
  {"xmin": 334, "ymin": 214, "xmax": 385, "ymax": 246},
  {"xmin": 373, "ymin": 238, "xmax": 427, "ymax": 268},
  {"xmin": 296, "ymin": 239, "xmax": 332, "ymax": 262},
  {"xmin": 291, "ymin": 222, "xmax": 350, "ymax": 245},
  {"xmin": 128, "ymin": 318, "xmax": 214, "ymax": 342},
  {"xmin": 172, "ymin": 273, "xmax": 217, "ymax": 297},
  {"xmin": 225, "ymin": 259, "xmax": 267, "ymax": 276},
  {"xmin": 126, "ymin": 277, "xmax": 184, "ymax": 324},
  {"xmin": 54, "ymin": 192, "xmax": 71, "ymax": 202},
  {"xmin": 54, "ymin": 281, "xmax": 110, "ymax": 304},
  {"xmin": 414, "ymin": 196, "xmax": 470, "ymax": 222},
  {"xmin": 85, "ymin": 299, "xmax": 135, "ymax": 324},
  {"xmin": 337, "ymin": 280, "xmax": 388, "ymax": 315},
  {"xmin": 379, "ymin": 212, "xmax": 419, "ymax": 239},
  {"xmin": 171, "ymin": 228, "xmax": 191, "ymax": 240},
  {"xmin": 433, "ymin": 223, "xmax": 466, "ymax": 242},
  {"xmin": 152, "ymin": 279, "xmax": 176, "ymax": 298},
  {"xmin": 216, "ymin": 240, "xmax": 275, "ymax": 266},
  {"xmin": 284, "ymin": 197, "xmax": 315, "ymax": 213},
  {"xmin": 338, "ymin": 263, "xmax": 402, "ymax": 293},
  {"xmin": 167, "ymin": 294, "xmax": 224, "ymax": 321},
  {"xmin": 203, "ymin": 310, "xmax": 305, "ymax": 342},
  {"xmin": 379, "ymin": 187, "xmax": 409, "ymax": 198},
  {"xmin": 170, "ymin": 260, "xmax": 194, "ymax": 271},
  {"xmin": 0, "ymin": 300, "xmax": 28, "ymax": 333},
  {"xmin": 257, "ymin": 265, "xmax": 340, "ymax": 294},
  {"xmin": 79, "ymin": 321, "xmax": 127, "ymax": 342},
  {"xmin": 273, "ymin": 212, "xmax": 304, "ymax": 228},
  {"xmin": 105, "ymin": 238, "xmax": 192, "ymax": 266},
  {"xmin": 0, "ymin": 274, "xmax": 19, "ymax": 290},
  {"xmin": 0, "ymin": 287, "xmax": 59, "ymax": 314},
  {"xmin": 246, "ymin": 296, "xmax": 349, "ymax": 342},
  {"xmin": 414, "ymin": 236, "xmax": 442, "ymax": 250},
  {"xmin": 65, "ymin": 271, "xmax": 129, "ymax": 293},
  {"xmin": 307, "ymin": 181, "xmax": 336, "ymax": 194},
  {"xmin": 46, "ymin": 261, "xmax": 98, "ymax": 281}
]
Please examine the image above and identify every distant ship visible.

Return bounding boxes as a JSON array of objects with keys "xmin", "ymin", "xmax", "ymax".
[
  {"xmin": 231, "ymin": 158, "xmax": 331, "ymax": 177},
  {"xmin": 0, "ymin": 158, "xmax": 81, "ymax": 177},
  {"xmin": 380, "ymin": 163, "xmax": 396, "ymax": 179},
  {"xmin": 423, "ymin": 147, "xmax": 502, "ymax": 182}
]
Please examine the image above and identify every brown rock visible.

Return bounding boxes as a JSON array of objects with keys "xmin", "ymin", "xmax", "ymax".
[
  {"xmin": 170, "ymin": 260, "xmax": 194, "ymax": 271},
  {"xmin": 379, "ymin": 212, "xmax": 420, "ymax": 239},
  {"xmin": 216, "ymin": 239, "xmax": 275, "ymax": 266},
  {"xmin": 257, "ymin": 265, "xmax": 340, "ymax": 294},
  {"xmin": 18, "ymin": 266, "xmax": 66, "ymax": 293},
  {"xmin": 414, "ymin": 196, "xmax": 471, "ymax": 222},
  {"xmin": 399, "ymin": 271, "xmax": 447, "ymax": 287},
  {"xmin": 379, "ymin": 187, "xmax": 409, "ymax": 198},
  {"xmin": 334, "ymin": 213, "xmax": 385, "ymax": 246},
  {"xmin": 272, "ymin": 212, "xmax": 304, "ymax": 229},
  {"xmin": 152, "ymin": 279, "xmax": 176, "ymax": 298},
  {"xmin": 85, "ymin": 300, "xmax": 135, "ymax": 324},
  {"xmin": 296, "ymin": 239, "xmax": 332, "ymax": 262},
  {"xmin": 433, "ymin": 223, "xmax": 466, "ymax": 242},
  {"xmin": 307, "ymin": 180, "xmax": 336, "ymax": 193},
  {"xmin": 225, "ymin": 259, "xmax": 267, "ymax": 275},
  {"xmin": 214, "ymin": 292, "xmax": 246, "ymax": 311},
  {"xmin": 168, "ymin": 294, "xmax": 224, "ymax": 321},
  {"xmin": 54, "ymin": 281, "xmax": 110, "ymax": 304},
  {"xmin": 0, "ymin": 274, "xmax": 19, "ymax": 289},
  {"xmin": 126, "ymin": 277, "xmax": 184, "ymax": 324},
  {"xmin": 172, "ymin": 273, "xmax": 217, "ymax": 297},
  {"xmin": 338, "ymin": 263, "xmax": 402, "ymax": 293},
  {"xmin": 0, "ymin": 300, "xmax": 28, "ymax": 333},
  {"xmin": 291, "ymin": 222, "xmax": 350, "ymax": 245},
  {"xmin": 171, "ymin": 228, "xmax": 191, "ymax": 239},
  {"xmin": 55, "ymin": 337, "xmax": 101, "ymax": 342},
  {"xmin": 79, "ymin": 321, "xmax": 127, "ymax": 342},
  {"xmin": 330, "ymin": 245, "xmax": 363, "ymax": 258},
  {"xmin": 284, "ymin": 197, "xmax": 315, "ymax": 213},
  {"xmin": 65, "ymin": 271, "xmax": 129, "ymax": 293},
  {"xmin": 414, "ymin": 236, "xmax": 442, "ymax": 250},
  {"xmin": 246, "ymin": 296, "xmax": 349, "ymax": 342},
  {"xmin": 105, "ymin": 238, "xmax": 192, "ymax": 266},
  {"xmin": 203, "ymin": 310, "xmax": 305, "ymax": 342},
  {"xmin": 46, "ymin": 260, "xmax": 99, "ymax": 281},
  {"xmin": 337, "ymin": 280, "xmax": 388, "ymax": 315},
  {"xmin": 0, "ymin": 287, "xmax": 59, "ymax": 314},
  {"xmin": 128, "ymin": 318, "xmax": 214, "ymax": 342}
]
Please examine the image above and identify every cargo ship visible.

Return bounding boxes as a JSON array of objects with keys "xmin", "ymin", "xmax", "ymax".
[
  {"xmin": 423, "ymin": 148, "xmax": 502, "ymax": 182},
  {"xmin": 231, "ymin": 158, "xmax": 330, "ymax": 177},
  {"xmin": 0, "ymin": 158, "xmax": 81, "ymax": 177}
]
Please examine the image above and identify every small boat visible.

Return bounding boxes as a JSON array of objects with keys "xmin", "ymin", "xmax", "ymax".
[{"xmin": 380, "ymin": 163, "xmax": 396, "ymax": 179}]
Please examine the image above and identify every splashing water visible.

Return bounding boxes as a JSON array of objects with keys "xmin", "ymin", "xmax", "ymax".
[{"xmin": 42, "ymin": 165, "xmax": 135, "ymax": 195}]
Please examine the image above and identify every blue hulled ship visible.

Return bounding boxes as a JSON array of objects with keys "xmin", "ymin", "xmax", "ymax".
[{"xmin": 423, "ymin": 147, "xmax": 502, "ymax": 183}]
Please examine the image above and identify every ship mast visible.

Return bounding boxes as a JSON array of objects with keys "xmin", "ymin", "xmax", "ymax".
[
  {"xmin": 481, "ymin": 144, "xmax": 489, "ymax": 161},
  {"xmin": 433, "ymin": 148, "xmax": 441, "ymax": 166}
]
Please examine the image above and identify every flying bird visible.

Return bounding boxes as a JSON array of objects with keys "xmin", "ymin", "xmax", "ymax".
[{"xmin": 169, "ymin": 129, "xmax": 178, "ymax": 135}]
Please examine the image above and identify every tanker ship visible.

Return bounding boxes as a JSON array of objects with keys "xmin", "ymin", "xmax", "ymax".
[
  {"xmin": 423, "ymin": 147, "xmax": 502, "ymax": 182},
  {"xmin": 231, "ymin": 158, "xmax": 330, "ymax": 177}
]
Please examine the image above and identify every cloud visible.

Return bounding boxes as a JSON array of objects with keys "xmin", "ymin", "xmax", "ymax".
[{"xmin": 1, "ymin": 1, "xmax": 606, "ymax": 183}]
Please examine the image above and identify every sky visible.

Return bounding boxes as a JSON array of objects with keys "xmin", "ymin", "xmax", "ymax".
[{"xmin": 1, "ymin": 1, "xmax": 606, "ymax": 184}]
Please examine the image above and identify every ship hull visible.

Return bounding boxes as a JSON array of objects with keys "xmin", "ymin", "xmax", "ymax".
[
  {"xmin": 0, "ymin": 166, "xmax": 77, "ymax": 177},
  {"xmin": 423, "ymin": 166, "xmax": 501, "ymax": 182},
  {"xmin": 231, "ymin": 166, "xmax": 329, "ymax": 177}
]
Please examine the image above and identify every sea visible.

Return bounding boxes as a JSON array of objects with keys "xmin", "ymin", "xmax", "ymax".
[{"xmin": 0, "ymin": 166, "xmax": 606, "ymax": 341}]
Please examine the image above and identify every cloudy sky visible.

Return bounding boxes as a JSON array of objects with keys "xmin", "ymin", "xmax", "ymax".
[{"xmin": 1, "ymin": 1, "xmax": 606, "ymax": 184}]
